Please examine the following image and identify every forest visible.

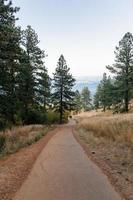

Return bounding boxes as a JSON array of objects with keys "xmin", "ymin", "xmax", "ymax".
[{"xmin": 0, "ymin": 0, "xmax": 77, "ymax": 128}]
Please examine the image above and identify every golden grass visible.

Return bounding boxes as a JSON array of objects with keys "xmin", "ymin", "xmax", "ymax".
[
  {"xmin": 0, "ymin": 125, "xmax": 51, "ymax": 156},
  {"xmin": 76, "ymin": 113, "xmax": 133, "ymax": 199},
  {"xmin": 77, "ymin": 113, "xmax": 133, "ymax": 147},
  {"xmin": 2, "ymin": 125, "xmax": 44, "ymax": 136}
]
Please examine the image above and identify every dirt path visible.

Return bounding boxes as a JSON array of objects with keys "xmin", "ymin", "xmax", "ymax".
[{"xmin": 14, "ymin": 121, "xmax": 122, "ymax": 200}]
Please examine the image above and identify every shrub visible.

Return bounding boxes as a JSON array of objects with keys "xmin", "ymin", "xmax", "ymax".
[
  {"xmin": 27, "ymin": 139, "xmax": 34, "ymax": 146},
  {"xmin": 0, "ymin": 134, "xmax": 6, "ymax": 152},
  {"xmin": 0, "ymin": 118, "xmax": 7, "ymax": 131},
  {"xmin": 45, "ymin": 111, "xmax": 60, "ymax": 124},
  {"xmin": 34, "ymin": 133, "xmax": 43, "ymax": 142},
  {"xmin": 23, "ymin": 109, "xmax": 43, "ymax": 125}
]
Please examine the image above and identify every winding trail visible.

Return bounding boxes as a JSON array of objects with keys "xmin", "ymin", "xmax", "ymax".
[{"xmin": 14, "ymin": 121, "xmax": 121, "ymax": 200}]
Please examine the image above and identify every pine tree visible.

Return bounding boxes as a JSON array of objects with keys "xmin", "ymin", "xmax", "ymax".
[
  {"xmin": 17, "ymin": 50, "xmax": 35, "ymax": 121},
  {"xmin": 36, "ymin": 66, "xmax": 51, "ymax": 110},
  {"xmin": 52, "ymin": 55, "xmax": 75, "ymax": 124},
  {"xmin": 99, "ymin": 73, "xmax": 107, "ymax": 111},
  {"xmin": 0, "ymin": 0, "xmax": 21, "ymax": 123},
  {"xmin": 94, "ymin": 73, "xmax": 114, "ymax": 111},
  {"xmin": 81, "ymin": 87, "xmax": 91, "ymax": 111},
  {"xmin": 107, "ymin": 32, "xmax": 133, "ymax": 112},
  {"xmin": 93, "ymin": 86, "xmax": 100, "ymax": 110},
  {"xmin": 17, "ymin": 26, "xmax": 45, "ymax": 123},
  {"xmin": 74, "ymin": 90, "xmax": 82, "ymax": 113}
]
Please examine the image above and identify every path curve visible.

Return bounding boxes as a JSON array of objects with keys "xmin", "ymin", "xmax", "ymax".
[{"xmin": 14, "ymin": 122, "xmax": 121, "ymax": 200}]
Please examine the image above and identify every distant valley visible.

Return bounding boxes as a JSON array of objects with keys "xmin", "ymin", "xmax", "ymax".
[{"xmin": 74, "ymin": 76, "xmax": 101, "ymax": 96}]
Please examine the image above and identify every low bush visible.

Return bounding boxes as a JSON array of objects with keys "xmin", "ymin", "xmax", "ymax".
[
  {"xmin": 34, "ymin": 133, "xmax": 43, "ymax": 142},
  {"xmin": 0, "ymin": 118, "xmax": 7, "ymax": 131},
  {"xmin": 22, "ymin": 109, "xmax": 43, "ymax": 125},
  {"xmin": 0, "ymin": 134, "xmax": 6, "ymax": 153},
  {"xmin": 21, "ymin": 109, "xmax": 61, "ymax": 125},
  {"xmin": 45, "ymin": 111, "xmax": 60, "ymax": 124}
]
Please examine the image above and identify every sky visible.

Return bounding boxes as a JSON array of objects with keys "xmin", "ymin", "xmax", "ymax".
[{"xmin": 13, "ymin": 0, "xmax": 133, "ymax": 77}]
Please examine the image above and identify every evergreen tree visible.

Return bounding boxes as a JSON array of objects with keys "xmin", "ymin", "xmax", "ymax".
[
  {"xmin": 94, "ymin": 73, "xmax": 114, "ymax": 111},
  {"xmin": 105, "ymin": 76, "xmax": 116, "ymax": 109},
  {"xmin": 52, "ymin": 55, "xmax": 75, "ymax": 124},
  {"xmin": 107, "ymin": 32, "xmax": 133, "ymax": 112},
  {"xmin": 81, "ymin": 87, "xmax": 91, "ymax": 111},
  {"xmin": 17, "ymin": 26, "xmax": 45, "ymax": 123},
  {"xmin": 0, "ymin": 0, "xmax": 21, "ymax": 123},
  {"xmin": 36, "ymin": 66, "xmax": 51, "ymax": 110},
  {"xmin": 93, "ymin": 86, "xmax": 100, "ymax": 110},
  {"xmin": 74, "ymin": 90, "xmax": 82, "ymax": 113},
  {"xmin": 99, "ymin": 73, "xmax": 107, "ymax": 111},
  {"xmin": 17, "ymin": 50, "xmax": 35, "ymax": 122}
]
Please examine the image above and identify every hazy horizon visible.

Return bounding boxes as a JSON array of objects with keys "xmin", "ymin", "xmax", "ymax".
[{"xmin": 13, "ymin": 0, "xmax": 133, "ymax": 77}]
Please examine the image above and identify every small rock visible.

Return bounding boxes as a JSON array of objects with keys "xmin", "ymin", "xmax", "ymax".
[
  {"xmin": 125, "ymin": 177, "xmax": 129, "ymax": 182},
  {"xmin": 121, "ymin": 162, "xmax": 126, "ymax": 166}
]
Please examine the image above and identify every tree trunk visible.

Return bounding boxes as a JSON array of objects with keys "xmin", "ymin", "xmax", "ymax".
[
  {"xmin": 60, "ymin": 94, "xmax": 63, "ymax": 124},
  {"xmin": 60, "ymin": 109, "xmax": 63, "ymax": 124},
  {"xmin": 125, "ymin": 89, "xmax": 129, "ymax": 112},
  {"xmin": 125, "ymin": 66, "xmax": 129, "ymax": 113},
  {"xmin": 60, "ymin": 80, "xmax": 63, "ymax": 124}
]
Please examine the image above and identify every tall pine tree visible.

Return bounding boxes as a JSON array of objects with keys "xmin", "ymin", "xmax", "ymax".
[
  {"xmin": 74, "ymin": 90, "xmax": 82, "ymax": 113},
  {"xmin": 52, "ymin": 55, "xmax": 75, "ymax": 124},
  {"xmin": 94, "ymin": 73, "xmax": 114, "ymax": 111},
  {"xmin": 17, "ymin": 26, "xmax": 46, "ymax": 123},
  {"xmin": 107, "ymin": 32, "xmax": 133, "ymax": 112},
  {"xmin": 81, "ymin": 87, "xmax": 91, "ymax": 111},
  {"xmin": 36, "ymin": 66, "xmax": 51, "ymax": 110},
  {"xmin": 0, "ymin": 0, "xmax": 21, "ymax": 124}
]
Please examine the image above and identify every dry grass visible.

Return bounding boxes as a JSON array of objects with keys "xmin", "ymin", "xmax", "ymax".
[
  {"xmin": 0, "ymin": 125, "xmax": 52, "ymax": 157},
  {"xmin": 75, "ymin": 112, "xmax": 133, "ymax": 200},
  {"xmin": 77, "ymin": 113, "xmax": 133, "ymax": 147}
]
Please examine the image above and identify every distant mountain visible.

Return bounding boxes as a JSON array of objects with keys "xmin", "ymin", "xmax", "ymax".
[{"xmin": 74, "ymin": 76, "xmax": 101, "ymax": 96}]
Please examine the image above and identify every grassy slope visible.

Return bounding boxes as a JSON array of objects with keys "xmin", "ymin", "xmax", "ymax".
[
  {"xmin": 75, "ymin": 111, "xmax": 133, "ymax": 200},
  {"xmin": 77, "ymin": 113, "xmax": 133, "ymax": 146},
  {"xmin": 0, "ymin": 125, "xmax": 54, "ymax": 158}
]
